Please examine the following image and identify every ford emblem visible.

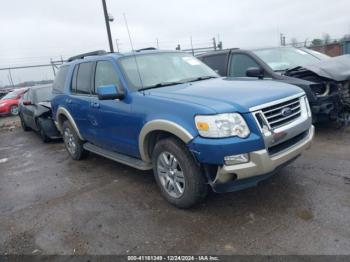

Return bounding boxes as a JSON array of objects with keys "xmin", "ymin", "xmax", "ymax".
[{"xmin": 281, "ymin": 107, "xmax": 293, "ymax": 117}]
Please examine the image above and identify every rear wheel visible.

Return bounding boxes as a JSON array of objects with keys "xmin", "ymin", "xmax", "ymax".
[
  {"xmin": 152, "ymin": 137, "xmax": 208, "ymax": 208},
  {"xmin": 37, "ymin": 118, "xmax": 50, "ymax": 143},
  {"xmin": 62, "ymin": 121, "xmax": 88, "ymax": 160},
  {"xmin": 19, "ymin": 114, "xmax": 30, "ymax": 131},
  {"xmin": 10, "ymin": 105, "xmax": 19, "ymax": 116}
]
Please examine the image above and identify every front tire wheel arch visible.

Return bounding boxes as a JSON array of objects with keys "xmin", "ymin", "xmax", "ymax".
[{"xmin": 152, "ymin": 136, "xmax": 208, "ymax": 208}]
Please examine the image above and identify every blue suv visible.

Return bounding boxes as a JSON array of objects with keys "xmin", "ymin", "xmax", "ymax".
[{"xmin": 51, "ymin": 49, "xmax": 314, "ymax": 208}]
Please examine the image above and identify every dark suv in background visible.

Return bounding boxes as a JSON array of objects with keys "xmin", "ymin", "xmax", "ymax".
[{"xmin": 197, "ymin": 47, "xmax": 350, "ymax": 125}]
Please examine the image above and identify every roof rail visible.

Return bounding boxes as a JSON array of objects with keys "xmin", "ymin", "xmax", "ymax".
[
  {"xmin": 67, "ymin": 50, "xmax": 107, "ymax": 62},
  {"xmin": 135, "ymin": 47, "xmax": 157, "ymax": 52}
]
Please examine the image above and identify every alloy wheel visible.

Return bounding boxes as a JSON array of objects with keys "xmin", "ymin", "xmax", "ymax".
[
  {"xmin": 64, "ymin": 127, "xmax": 77, "ymax": 155},
  {"xmin": 157, "ymin": 151, "xmax": 186, "ymax": 198}
]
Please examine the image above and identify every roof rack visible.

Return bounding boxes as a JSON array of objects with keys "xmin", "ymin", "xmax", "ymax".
[
  {"xmin": 135, "ymin": 47, "xmax": 157, "ymax": 52},
  {"xmin": 67, "ymin": 50, "xmax": 107, "ymax": 62}
]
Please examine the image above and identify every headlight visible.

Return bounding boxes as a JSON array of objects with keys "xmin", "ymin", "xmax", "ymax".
[
  {"xmin": 195, "ymin": 113, "xmax": 250, "ymax": 138},
  {"xmin": 301, "ymin": 96, "xmax": 312, "ymax": 118}
]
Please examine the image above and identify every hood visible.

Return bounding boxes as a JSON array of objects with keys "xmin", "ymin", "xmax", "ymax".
[
  {"xmin": 148, "ymin": 78, "xmax": 304, "ymax": 113},
  {"xmin": 287, "ymin": 54, "xmax": 350, "ymax": 82}
]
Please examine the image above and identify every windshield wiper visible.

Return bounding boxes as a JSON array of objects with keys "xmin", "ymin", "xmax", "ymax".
[
  {"xmin": 138, "ymin": 76, "xmax": 218, "ymax": 91},
  {"xmin": 139, "ymin": 81, "xmax": 184, "ymax": 91},
  {"xmin": 186, "ymin": 76, "xmax": 218, "ymax": 83}
]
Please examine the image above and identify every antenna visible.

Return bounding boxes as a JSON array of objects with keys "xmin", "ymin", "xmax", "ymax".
[{"xmin": 123, "ymin": 13, "xmax": 144, "ymax": 90}]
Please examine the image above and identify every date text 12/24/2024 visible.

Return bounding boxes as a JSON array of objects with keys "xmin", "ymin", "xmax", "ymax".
[{"xmin": 127, "ymin": 256, "xmax": 220, "ymax": 261}]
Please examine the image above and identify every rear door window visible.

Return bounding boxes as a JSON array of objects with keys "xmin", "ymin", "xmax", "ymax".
[
  {"xmin": 76, "ymin": 62, "xmax": 94, "ymax": 95},
  {"xmin": 229, "ymin": 54, "xmax": 260, "ymax": 77}
]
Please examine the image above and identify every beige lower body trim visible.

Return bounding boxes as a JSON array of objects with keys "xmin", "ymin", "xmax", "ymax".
[
  {"xmin": 56, "ymin": 107, "xmax": 84, "ymax": 140},
  {"xmin": 215, "ymin": 125, "xmax": 314, "ymax": 183},
  {"xmin": 138, "ymin": 119, "xmax": 194, "ymax": 162}
]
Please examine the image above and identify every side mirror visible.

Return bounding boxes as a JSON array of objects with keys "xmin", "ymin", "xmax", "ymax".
[
  {"xmin": 97, "ymin": 85, "xmax": 125, "ymax": 100},
  {"xmin": 23, "ymin": 100, "xmax": 32, "ymax": 106},
  {"xmin": 246, "ymin": 67, "xmax": 265, "ymax": 79}
]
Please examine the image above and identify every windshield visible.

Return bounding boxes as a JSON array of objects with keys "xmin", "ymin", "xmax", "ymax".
[
  {"xmin": 301, "ymin": 48, "xmax": 330, "ymax": 60},
  {"xmin": 119, "ymin": 52, "xmax": 218, "ymax": 90},
  {"xmin": 1, "ymin": 91, "xmax": 19, "ymax": 100},
  {"xmin": 253, "ymin": 47, "xmax": 322, "ymax": 71},
  {"xmin": 34, "ymin": 86, "xmax": 52, "ymax": 102}
]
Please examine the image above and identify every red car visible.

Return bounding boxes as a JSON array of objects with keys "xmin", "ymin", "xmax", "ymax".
[{"xmin": 0, "ymin": 88, "xmax": 28, "ymax": 116}]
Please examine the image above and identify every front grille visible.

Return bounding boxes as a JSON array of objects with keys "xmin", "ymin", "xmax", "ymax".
[
  {"xmin": 268, "ymin": 130, "xmax": 308, "ymax": 155},
  {"xmin": 261, "ymin": 97, "xmax": 301, "ymax": 129}
]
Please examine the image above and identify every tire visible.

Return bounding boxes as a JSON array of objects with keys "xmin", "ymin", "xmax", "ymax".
[
  {"xmin": 20, "ymin": 114, "xmax": 30, "ymax": 131},
  {"xmin": 62, "ymin": 120, "xmax": 88, "ymax": 160},
  {"xmin": 37, "ymin": 118, "xmax": 50, "ymax": 143},
  {"xmin": 152, "ymin": 137, "xmax": 208, "ymax": 208},
  {"xmin": 10, "ymin": 105, "xmax": 19, "ymax": 116}
]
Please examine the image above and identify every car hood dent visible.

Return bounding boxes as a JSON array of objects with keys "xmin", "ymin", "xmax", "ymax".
[
  {"xmin": 287, "ymin": 54, "xmax": 350, "ymax": 81},
  {"xmin": 148, "ymin": 78, "xmax": 304, "ymax": 113},
  {"xmin": 38, "ymin": 101, "xmax": 51, "ymax": 109}
]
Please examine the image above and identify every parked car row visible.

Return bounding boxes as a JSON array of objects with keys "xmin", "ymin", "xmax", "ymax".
[
  {"xmin": 13, "ymin": 47, "xmax": 350, "ymax": 208},
  {"xmin": 19, "ymin": 85, "xmax": 61, "ymax": 142},
  {"xmin": 197, "ymin": 46, "xmax": 350, "ymax": 125},
  {"xmin": 0, "ymin": 88, "xmax": 14, "ymax": 99},
  {"xmin": 0, "ymin": 87, "xmax": 27, "ymax": 116}
]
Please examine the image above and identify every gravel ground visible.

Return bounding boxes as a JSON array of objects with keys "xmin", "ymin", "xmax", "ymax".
[{"xmin": 0, "ymin": 118, "xmax": 349, "ymax": 255}]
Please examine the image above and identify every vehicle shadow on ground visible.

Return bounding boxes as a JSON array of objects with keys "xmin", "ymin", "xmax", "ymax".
[{"xmin": 88, "ymin": 150, "xmax": 304, "ymax": 216}]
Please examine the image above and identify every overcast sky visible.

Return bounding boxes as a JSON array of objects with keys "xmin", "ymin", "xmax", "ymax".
[{"xmin": 1, "ymin": 0, "xmax": 350, "ymax": 86}]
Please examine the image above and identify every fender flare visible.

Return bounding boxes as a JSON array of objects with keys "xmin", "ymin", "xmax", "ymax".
[
  {"xmin": 56, "ymin": 107, "xmax": 84, "ymax": 140},
  {"xmin": 138, "ymin": 119, "xmax": 194, "ymax": 162}
]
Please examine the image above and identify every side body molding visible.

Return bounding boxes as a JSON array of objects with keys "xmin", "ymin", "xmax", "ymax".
[
  {"xmin": 56, "ymin": 107, "xmax": 84, "ymax": 140},
  {"xmin": 139, "ymin": 120, "xmax": 194, "ymax": 162}
]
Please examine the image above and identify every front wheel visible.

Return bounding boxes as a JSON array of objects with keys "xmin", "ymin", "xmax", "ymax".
[
  {"xmin": 62, "ymin": 121, "xmax": 88, "ymax": 160},
  {"xmin": 152, "ymin": 137, "xmax": 208, "ymax": 208}
]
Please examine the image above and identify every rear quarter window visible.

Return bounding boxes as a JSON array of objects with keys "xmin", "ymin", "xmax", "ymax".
[{"xmin": 201, "ymin": 54, "xmax": 227, "ymax": 76}]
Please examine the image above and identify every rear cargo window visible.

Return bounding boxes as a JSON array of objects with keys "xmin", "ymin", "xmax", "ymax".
[{"xmin": 52, "ymin": 65, "xmax": 69, "ymax": 93}]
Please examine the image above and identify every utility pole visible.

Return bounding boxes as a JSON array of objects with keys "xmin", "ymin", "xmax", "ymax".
[
  {"xmin": 156, "ymin": 38, "xmax": 159, "ymax": 49},
  {"xmin": 280, "ymin": 33, "xmax": 286, "ymax": 46},
  {"xmin": 8, "ymin": 68, "xmax": 14, "ymax": 87},
  {"xmin": 102, "ymin": 0, "xmax": 114, "ymax": 53},
  {"xmin": 50, "ymin": 58, "xmax": 56, "ymax": 76},
  {"xmin": 190, "ymin": 36, "xmax": 194, "ymax": 55},
  {"xmin": 115, "ymin": 39, "xmax": 120, "ymax": 52}
]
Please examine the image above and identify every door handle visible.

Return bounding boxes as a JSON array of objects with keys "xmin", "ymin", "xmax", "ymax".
[{"xmin": 90, "ymin": 102, "xmax": 100, "ymax": 108}]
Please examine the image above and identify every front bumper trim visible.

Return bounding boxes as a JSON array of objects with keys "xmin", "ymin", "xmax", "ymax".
[{"xmin": 214, "ymin": 125, "xmax": 314, "ymax": 184}]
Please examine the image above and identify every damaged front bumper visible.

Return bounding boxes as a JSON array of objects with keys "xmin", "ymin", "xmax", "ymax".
[{"xmin": 209, "ymin": 125, "xmax": 314, "ymax": 193}]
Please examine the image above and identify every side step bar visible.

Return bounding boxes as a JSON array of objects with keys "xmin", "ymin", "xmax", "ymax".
[{"xmin": 83, "ymin": 143, "xmax": 152, "ymax": 171}]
